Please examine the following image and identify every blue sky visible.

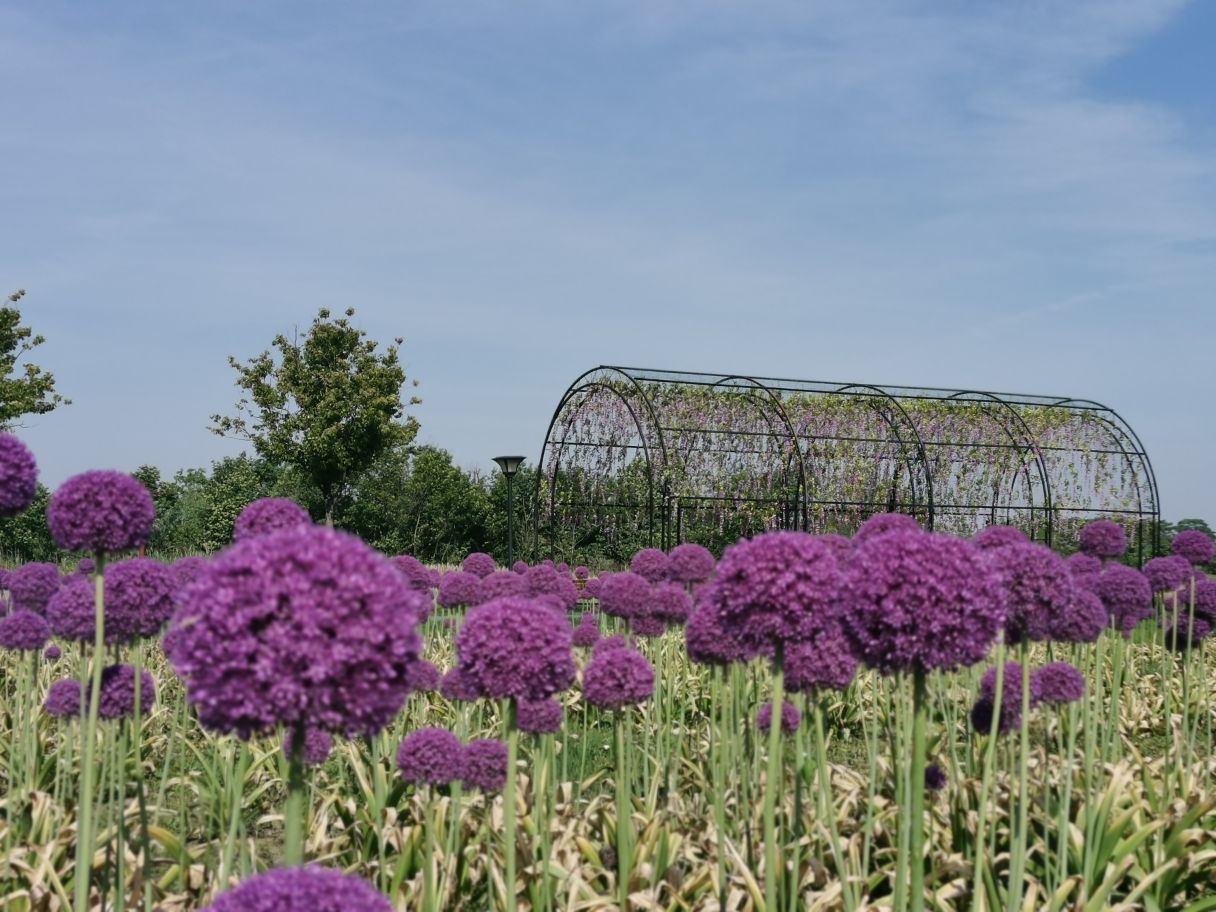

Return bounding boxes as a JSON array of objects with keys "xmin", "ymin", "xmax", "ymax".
[{"xmin": 1, "ymin": 0, "xmax": 1213, "ymax": 520}]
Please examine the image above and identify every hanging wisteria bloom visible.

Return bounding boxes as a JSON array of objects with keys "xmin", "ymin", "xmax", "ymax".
[
  {"xmin": 843, "ymin": 531, "xmax": 1006, "ymax": 676},
  {"xmin": 854, "ymin": 512, "xmax": 921, "ymax": 544},
  {"xmin": 438, "ymin": 571, "xmax": 484, "ymax": 609},
  {"xmin": 1172, "ymin": 530, "xmax": 1215, "ymax": 567},
  {"xmin": 200, "ymin": 866, "xmax": 393, "ymax": 912},
  {"xmin": 1078, "ymin": 520, "xmax": 1127, "ymax": 559},
  {"xmin": 48, "ymin": 470, "xmax": 154, "ymax": 554},
  {"xmin": 1095, "ymin": 564, "xmax": 1153, "ymax": 637},
  {"xmin": 630, "ymin": 548, "xmax": 671, "ymax": 583},
  {"xmin": 462, "ymin": 552, "xmax": 497, "ymax": 578},
  {"xmin": 95, "ymin": 664, "xmax": 156, "ymax": 719},
  {"xmin": 44, "ymin": 679, "xmax": 82, "ymax": 717},
  {"xmin": 517, "ymin": 697, "xmax": 564, "ymax": 734},
  {"xmin": 1143, "ymin": 555, "xmax": 1193, "ymax": 594},
  {"xmin": 583, "ymin": 644, "xmax": 655, "ymax": 710},
  {"xmin": 668, "ymin": 543, "xmax": 715, "ymax": 584},
  {"xmin": 233, "ymin": 497, "xmax": 310, "ymax": 542},
  {"xmin": 397, "ymin": 728, "xmax": 466, "ymax": 786},
  {"xmin": 783, "ymin": 624, "xmax": 859, "ymax": 693},
  {"xmin": 463, "ymin": 739, "xmax": 509, "ymax": 792},
  {"xmin": 986, "ymin": 542, "xmax": 1074, "ymax": 644},
  {"xmin": 283, "ymin": 727, "xmax": 334, "ymax": 767},
  {"xmin": 455, "ymin": 596, "xmax": 576, "ymax": 702},
  {"xmin": 972, "ymin": 525, "xmax": 1029, "ymax": 551},
  {"xmin": 439, "ymin": 667, "xmax": 480, "ymax": 703},
  {"xmin": 756, "ymin": 700, "xmax": 801, "ymax": 735},
  {"xmin": 168, "ymin": 525, "xmax": 424, "ymax": 739},
  {"xmin": 407, "ymin": 659, "xmax": 441, "ymax": 694},
  {"xmin": 8, "ymin": 562, "xmax": 60, "ymax": 614},
  {"xmin": 598, "ymin": 572, "xmax": 653, "ymax": 622},
  {"xmin": 0, "ymin": 610, "xmax": 51, "ymax": 651},
  {"xmin": 1031, "ymin": 662, "xmax": 1085, "ymax": 705},
  {"xmin": 0, "ymin": 433, "xmax": 38, "ymax": 517},
  {"xmin": 1048, "ymin": 588, "xmax": 1107, "ymax": 644}
]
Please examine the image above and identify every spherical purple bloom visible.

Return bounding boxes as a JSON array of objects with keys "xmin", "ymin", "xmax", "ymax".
[
  {"xmin": 584, "ymin": 577, "xmax": 603, "ymax": 600},
  {"xmin": 556, "ymin": 562, "xmax": 570, "ymax": 575},
  {"xmin": 439, "ymin": 667, "xmax": 479, "ymax": 702},
  {"xmin": 683, "ymin": 600, "xmax": 751, "ymax": 667},
  {"xmin": 172, "ymin": 556, "xmax": 208, "ymax": 589},
  {"xmin": 572, "ymin": 615, "xmax": 600, "ymax": 648},
  {"xmin": 924, "ymin": 764, "xmax": 948, "ymax": 791},
  {"xmin": 439, "ymin": 571, "xmax": 484, "ymax": 609},
  {"xmin": 1172, "ymin": 531, "xmax": 1215, "ymax": 567},
  {"xmin": 96, "ymin": 664, "xmax": 156, "ymax": 719},
  {"xmin": 1031, "ymin": 662, "xmax": 1085, "ymax": 705},
  {"xmin": 630, "ymin": 616, "xmax": 666, "ymax": 637},
  {"xmin": 854, "ymin": 512, "xmax": 921, "ymax": 544},
  {"xmin": 462, "ymin": 739, "xmax": 508, "ymax": 792},
  {"xmin": 1066, "ymin": 552, "xmax": 1103, "ymax": 580},
  {"xmin": 651, "ymin": 581, "xmax": 693, "ymax": 624},
  {"xmin": 455, "ymin": 596, "xmax": 576, "ymax": 702},
  {"xmin": 46, "ymin": 577, "xmax": 102, "ymax": 643},
  {"xmin": 783, "ymin": 625, "xmax": 859, "ymax": 693},
  {"xmin": 1049, "ymin": 588, "xmax": 1107, "ymax": 643},
  {"xmin": 842, "ymin": 531, "xmax": 1006, "ymax": 676},
  {"xmin": 1143, "ymin": 555, "xmax": 1192, "ymax": 594},
  {"xmin": 1095, "ymin": 564, "xmax": 1153, "ymax": 637},
  {"xmin": 48, "ymin": 470, "xmax": 154, "ymax": 554},
  {"xmin": 710, "ymin": 531, "xmax": 842, "ymax": 652},
  {"xmin": 574, "ymin": 565, "xmax": 590, "ymax": 580},
  {"xmin": 756, "ymin": 700, "xmax": 800, "ymax": 735},
  {"xmin": 8, "ymin": 562, "xmax": 60, "ymax": 614},
  {"xmin": 106, "ymin": 557, "xmax": 177, "ymax": 639},
  {"xmin": 397, "ymin": 728, "xmax": 465, "ymax": 786},
  {"xmin": 168, "ymin": 525, "xmax": 425, "ymax": 739},
  {"xmin": 233, "ymin": 497, "xmax": 310, "ymax": 543},
  {"xmin": 517, "ymin": 697, "xmax": 563, "ymax": 734},
  {"xmin": 77, "ymin": 557, "xmax": 95, "ymax": 575},
  {"xmin": 512, "ymin": 560, "xmax": 529, "ymax": 575},
  {"xmin": 815, "ymin": 534, "xmax": 853, "ymax": 559},
  {"xmin": 462, "ymin": 552, "xmax": 497, "ymax": 578},
  {"xmin": 44, "ymin": 678, "xmax": 82, "ymax": 718},
  {"xmin": 44, "ymin": 643, "xmax": 61, "ymax": 661},
  {"xmin": 1191, "ymin": 579, "xmax": 1216, "ymax": 622},
  {"xmin": 598, "ymin": 572, "xmax": 653, "ymax": 621},
  {"xmin": 1164, "ymin": 615, "xmax": 1211, "ymax": 652},
  {"xmin": 583, "ymin": 645, "xmax": 654, "ymax": 710},
  {"xmin": 201, "ymin": 866, "xmax": 393, "ymax": 912},
  {"xmin": 525, "ymin": 564, "xmax": 577, "ymax": 610},
  {"xmin": 389, "ymin": 555, "xmax": 435, "ymax": 593},
  {"xmin": 667, "ymin": 543, "xmax": 715, "ymax": 584},
  {"xmin": 986, "ymin": 542, "xmax": 1072, "ymax": 644},
  {"xmin": 479, "ymin": 570, "xmax": 526, "ymax": 601},
  {"xmin": 0, "ymin": 433, "xmax": 38, "ymax": 517},
  {"xmin": 408, "ymin": 659, "xmax": 441, "ymax": 694},
  {"xmin": 283, "ymin": 727, "xmax": 334, "ymax": 767},
  {"xmin": 593, "ymin": 634, "xmax": 632, "ymax": 656},
  {"xmin": 972, "ymin": 525, "xmax": 1029, "ymax": 551},
  {"xmin": 630, "ymin": 548, "xmax": 671, "ymax": 583},
  {"xmin": 974, "ymin": 663, "xmax": 1032, "ymax": 735},
  {"xmin": 970, "ymin": 695, "xmax": 1020, "ymax": 736},
  {"xmin": 0, "ymin": 609, "xmax": 50, "ymax": 650},
  {"xmin": 1078, "ymin": 520, "xmax": 1126, "ymax": 559}
]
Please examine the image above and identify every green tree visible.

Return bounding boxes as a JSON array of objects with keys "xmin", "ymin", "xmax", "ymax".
[
  {"xmin": 393, "ymin": 446, "xmax": 490, "ymax": 563},
  {"xmin": 0, "ymin": 483, "xmax": 58, "ymax": 561},
  {"xmin": 0, "ymin": 290, "xmax": 70, "ymax": 427},
  {"xmin": 210, "ymin": 308, "xmax": 419, "ymax": 526}
]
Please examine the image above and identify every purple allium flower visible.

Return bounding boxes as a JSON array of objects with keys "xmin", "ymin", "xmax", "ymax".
[
  {"xmin": 105, "ymin": 557, "xmax": 177, "ymax": 640},
  {"xmin": 583, "ymin": 645, "xmax": 654, "ymax": 710},
  {"xmin": 1078, "ymin": 520, "xmax": 1126, "ymax": 559},
  {"xmin": 0, "ymin": 609, "xmax": 50, "ymax": 650},
  {"xmin": 44, "ymin": 678, "xmax": 82, "ymax": 718},
  {"xmin": 630, "ymin": 548, "xmax": 670, "ymax": 583},
  {"xmin": 8, "ymin": 562, "xmax": 60, "ymax": 614},
  {"xmin": 598, "ymin": 572, "xmax": 652, "ymax": 620},
  {"xmin": 651, "ymin": 581, "xmax": 693, "ymax": 624},
  {"xmin": 172, "ymin": 556, "xmax": 208, "ymax": 589},
  {"xmin": 397, "ymin": 728, "xmax": 465, "ymax": 786},
  {"xmin": 854, "ymin": 512, "xmax": 921, "ymax": 544},
  {"xmin": 842, "ymin": 531, "xmax": 1005, "ymax": 676},
  {"xmin": 1164, "ymin": 615, "xmax": 1211, "ymax": 652},
  {"xmin": 48, "ymin": 471, "xmax": 154, "ymax": 554},
  {"xmin": 438, "ymin": 571, "xmax": 484, "ymax": 609},
  {"xmin": 389, "ymin": 555, "xmax": 435, "ymax": 593},
  {"xmin": 200, "ymin": 866, "xmax": 393, "ymax": 912},
  {"xmin": 1066, "ymin": 552, "xmax": 1103, "ymax": 580},
  {"xmin": 1143, "ymin": 555, "xmax": 1192, "ymax": 594},
  {"xmin": 572, "ymin": 615, "xmax": 600, "ymax": 647},
  {"xmin": 525, "ymin": 565, "xmax": 579, "ymax": 611},
  {"xmin": 756, "ymin": 700, "xmax": 800, "ymax": 735},
  {"xmin": 1031, "ymin": 662, "xmax": 1085, "ymax": 705},
  {"xmin": 556, "ymin": 562, "xmax": 570, "ymax": 575},
  {"xmin": 667, "ymin": 543, "xmax": 715, "ymax": 584},
  {"xmin": 47, "ymin": 577, "xmax": 103, "ymax": 643},
  {"xmin": 77, "ymin": 557, "xmax": 95, "ymax": 575},
  {"xmin": 1095, "ymin": 564, "xmax": 1153, "ymax": 637},
  {"xmin": 283, "ymin": 727, "xmax": 334, "ymax": 767},
  {"xmin": 0, "ymin": 434, "xmax": 38, "ymax": 517},
  {"xmin": 517, "ymin": 697, "xmax": 563, "ymax": 734},
  {"xmin": 593, "ymin": 634, "xmax": 632, "ymax": 656},
  {"xmin": 584, "ymin": 576, "xmax": 603, "ymax": 600},
  {"xmin": 408, "ymin": 659, "xmax": 441, "ymax": 694},
  {"xmin": 460, "ymin": 552, "xmax": 495, "ymax": 578},
  {"xmin": 972, "ymin": 663, "xmax": 1030, "ymax": 735},
  {"xmin": 44, "ymin": 643, "xmax": 61, "ymax": 661},
  {"xmin": 439, "ymin": 667, "xmax": 479, "ymax": 702},
  {"xmin": 783, "ymin": 625, "xmax": 858, "ymax": 693},
  {"xmin": 574, "ymin": 565, "xmax": 590, "ymax": 580},
  {"xmin": 1172, "ymin": 530, "xmax": 1215, "ymax": 567},
  {"xmin": 479, "ymin": 570, "xmax": 526, "ymax": 601},
  {"xmin": 455, "ymin": 596, "xmax": 576, "ymax": 702},
  {"xmin": 683, "ymin": 599, "xmax": 751, "ymax": 666},
  {"xmin": 972, "ymin": 525, "xmax": 1029, "ymax": 551},
  {"xmin": 168, "ymin": 526, "xmax": 425, "ymax": 739},
  {"xmin": 1049, "ymin": 588, "xmax": 1107, "ymax": 643},
  {"xmin": 233, "ymin": 498, "xmax": 310, "ymax": 543},
  {"xmin": 512, "ymin": 560, "xmax": 529, "ymax": 575},
  {"xmin": 1192, "ymin": 579, "xmax": 1216, "ymax": 622},
  {"xmin": 815, "ymin": 534, "xmax": 853, "ymax": 559},
  {"xmin": 709, "ymin": 531, "xmax": 841, "ymax": 652},
  {"xmin": 462, "ymin": 739, "xmax": 508, "ymax": 792},
  {"xmin": 96, "ymin": 664, "xmax": 156, "ymax": 719},
  {"xmin": 924, "ymin": 764, "xmax": 948, "ymax": 791},
  {"xmin": 985, "ymin": 542, "xmax": 1073, "ymax": 644},
  {"xmin": 630, "ymin": 616, "xmax": 666, "ymax": 637},
  {"xmin": 970, "ymin": 695, "xmax": 1019, "ymax": 736}
]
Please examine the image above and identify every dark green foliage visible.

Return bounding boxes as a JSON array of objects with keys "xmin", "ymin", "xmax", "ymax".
[
  {"xmin": 0, "ymin": 483, "xmax": 57, "ymax": 561},
  {"xmin": 0, "ymin": 290, "xmax": 69, "ymax": 427}
]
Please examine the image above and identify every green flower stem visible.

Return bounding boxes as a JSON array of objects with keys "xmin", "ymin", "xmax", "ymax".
[
  {"xmin": 813, "ymin": 698, "xmax": 855, "ymax": 912},
  {"xmin": 283, "ymin": 723, "xmax": 306, "ymax": 866},
  {"xmin": 970, "ymin": 640, "xmax": 1006, "ymax": 912},
  {"xmin": 615, "ymin": 711, "xmax": 632, "ymax": 912},
  {"xmin": 73, "ymin": 552, "xmax": 107, "ymax": 912},
  {"xmin": 908, "ymin": 670, "xmax": 930, "ymax": 912},
  {"xmin": 1006, "ymin": 647, "xmax": 1033, "ymax": 912},
  {"xmin": 503, "ymin": 699, "xmax": 519, "ymax": 912},
  {"xmin": 763, "ymin": 641, "xmax": 785, "ymax": 912}
]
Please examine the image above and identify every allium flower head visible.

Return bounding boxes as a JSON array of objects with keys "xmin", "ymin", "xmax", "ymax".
[
  {"xmin": 1048, "ymin": 588, "xmax": 1107, "ymax": 643},
  {"xmin": 598, "ymin": 572, "xmax": 653, "ymax": 620},
  {"xmin": 593, "ymin": 634, "xmax": 632, "ymax": 656},
  {"xmin": 389, "ymin": 555, "xmax": 435, "ymax": 593},
  {"xmin": 480, "ymin": 570, "xmax": 526, "ymax": 601},
  {"xmin": 105, "ymin": 557, "xmax": 177, "ymax": 639},
  {"xmin": 710, "ymin": 531, "xmax": 842, "ymax": 651},
  {"xmin": 1095, "ymin": 564, "xmax": 1153, "ymax": 637},
  {"xmin": 201, "ymin": 866, "xmax": 393, "ymax": 912},
  {"xmin": 1078, "ymin": 520, "xmax": 1127, "ymax": 558},
  {"xmin": 584, "ymin": 576, "xmax": 603, "ymax": 599},
  {"xmin": 517, "ymin": 697, "xmax": 563, "ymax": 734},
  {"xmin": 172, "ymin": 556, "xmax": 208, "ymax": 589},
  {"xmin": 572, "ymin": 614, "xmax": 600, "ymax": 647},
  {"xmin": 283, "ymin": 727, "xmax": 334, "ymax": 767},
  {"xmin": 783, "ymin": 624, "xmax": 858, "ymax": 693},
  {"xmin": 512, "ymin": 560, "xmax": 529, "ymax": 574},
  {"xmin": 630, "ymin": 616, "xmax": 666, "ymax": 637},
  {"xmin": 77, "ymin": 557, "xmax": 95, "ymax": 575},
  {"xmin": 651, "ymin": 581, "xmax": 693, "ymax": 624},
  {"xmin": 574, "ymin": 565, "xmax": 590, "ymax": 580},
  {"xmin": 854, "ymin": 512, "xmax": 921, "ymax": 544},
  {"xmin": 667, "ymin": 543, "xmax": 715, "ymax": 584},
  {"xmin": 683, "ymin": 598, "xmax": 752, "ymax": 667},
  {"xmin": 1165, "ymin": 615, "xmax": 1211, "ymax": 652},
  {"xmin": 630, "ymin": 548, "xmax": 670, "ymax": 583},
  {"xmin": 168, "ymin": 525, "xmax": 425, "ymax": 739},
  {"xmin": 1031, "ymin": 662, "xmax": 1085, "ymax": 705},
  {"xmin": 439, "ymin": 571, "xmax": 484, "ymax": 608},
  {"xmin": 972, "ymin": 525, "xmax": 1029, "ymax": 551},
  {"xmin": 455, "ymin": 596, "xmax": 576, "ymax": 702},
  {"xmin": 48, "ymin": 470, "xmax": 154, "ymax": 554},
  {"xmin": 462, "ymin": 552, "xmax": 497, "ymax": 578},
  {"xmin": 96, "ymin": 664, "xmax": 156, "ymax": 719},
  {"xmin": 756, "ymin": 700, "xmax": 800, "ymax": 735},
  {"xmin": 8, "ymin": 562, "xmax": 60, "ymax": 614},
  {"xmin": 1191, "ymin": 579, "xmax": 1216, "ymax": 622},
  {"xmin": 0, "ymin": 434, "xmax": 38, "ymax": 517},
  {"xmin": 525, "ymin": 564, "xmax": 578, "ymax": 610},
  {"xmin": 0, "ymin": 609, "xmax": 50, "ymax": 650},
  {"xmin": 233, "ymin": 498, "xmax": 310, "ymax": 543},
  {"xmin": 47, "ymin": 577, "xmax": 109, "ymax": 643},
  {"xmin": 1172, "ymin": 530, "xmax": 1215, "ymax": 567},
  {"xmin": 407, "ymin": 659, "xmax": 441, "ymax": 693},
  {"xmin": 924, "ymin": 764, "xmax": 948, "ymax": 791},
  {"xmin": 583, "ymin": 644, "xmax": 654, "ymax": 710},
  {"xmin": 463, "ymin": 739, "xmax": 508, "ymax": 792},
  {"xmin": 842, "ymin": 531, "xmax": 1006, "ymax": 676},
  {"xmin": 1066, "ymin": 552, "xmax": 1103, "ymax": 581},
  {"xmin": 439, "ymin": 667, "xmax": 479, "ymax": 702},
  {"xmin": 44, "ymin": 643, "xmax": 61, "ymax": 661},
  {"xmin": 985, "ymin": 542, "xmax": 1073, "ymax": 644},
  {"xmin": 1143, "ymin": 555, "xmax": 1193, "ymax": 594},
  {"xmin": 815, "ymin": 534, "xmax": 853, "ymax": 559},
  {"xmin": 397, "ymin": 728, "xmax": 465, "ymax": 786},
  {"xmin": 44, "ymin": 678, "xmax": 82, "ymax": 717}
]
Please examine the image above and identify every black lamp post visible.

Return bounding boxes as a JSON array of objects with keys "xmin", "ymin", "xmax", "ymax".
[{"xmin": 493, "ymin": 456, "xmax": 526, "ymax": 566}]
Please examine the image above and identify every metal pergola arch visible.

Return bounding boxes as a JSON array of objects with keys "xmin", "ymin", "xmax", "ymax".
[{"xmin": 532, "ymin": 366, "xmax": 1160, "ymax": 564}]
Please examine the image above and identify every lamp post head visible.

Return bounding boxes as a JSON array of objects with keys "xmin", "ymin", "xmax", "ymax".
[{"xmin": 493, "ymin": 456, "xmax": 526, "ymax": 478}]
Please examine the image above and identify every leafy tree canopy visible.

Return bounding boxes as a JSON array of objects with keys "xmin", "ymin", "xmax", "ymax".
[{"xmin": 0, "ymin": 290, "xmax": 70, "ymax": 427}]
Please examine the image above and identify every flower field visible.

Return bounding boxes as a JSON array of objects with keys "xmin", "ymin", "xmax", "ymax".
[{"xmin": 2, "ymin": 435, "xmax": 1216, "ymax": 911}]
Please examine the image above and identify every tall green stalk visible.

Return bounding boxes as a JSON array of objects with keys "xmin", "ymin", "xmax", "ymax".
[
  {"xmin": 615, "ymin": 712, "xmax": 632, "ymax": 912},
  {"xmin": 763, "ymin": 641, "xmax": 785, "ymax": 912},
  {"xmin": 73, "ymin": 552, "xmax": 106, "ymax": 912},
  {"xmin": 283, "ymin": 723, "xmax": 306, "ymax": 866},
  {"xmin": 503, "ymin": 699, "xmax": 519, "ymax": 912},
  {"xmin": 1006, "ymin": 649, "xmax": 1032, "ymax": 912},
  {"xmin": 908, "ymin": 670, "xmax": 930, "ymax": 912}
]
